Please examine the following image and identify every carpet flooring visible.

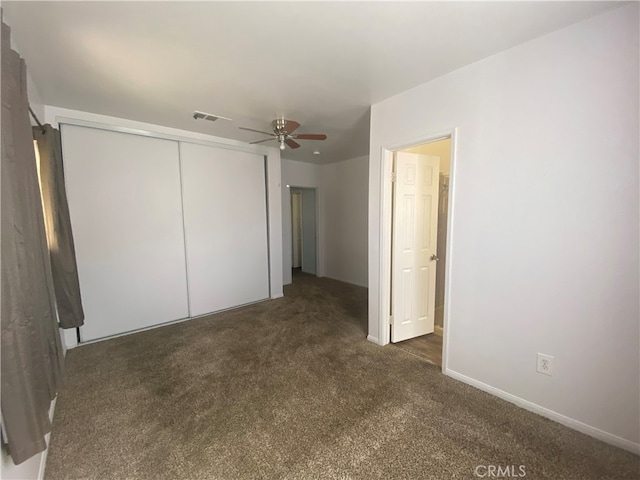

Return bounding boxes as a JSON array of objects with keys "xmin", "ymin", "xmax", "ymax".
[{"xmin": 45, "ymin": 273, "xmax": 639, "ymax": 479}]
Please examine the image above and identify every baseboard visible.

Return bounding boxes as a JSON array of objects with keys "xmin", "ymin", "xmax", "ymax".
[
  {"xmin": 434, "ymin": 325, "xmax": 443, "ymax": 336},
  {"xmin": 367, "ymin": 335, "xmax": 380, "ymax": 345},
  {"xmin": 62, "ymin": 328, "xmax": 78, "ymax": 350},
  {"xmin": 323, "ymin": 274, "xmax": 368, "ymax": 288},
  {"xmin": 444, "ymin": 368, "xmax": 640, "ymax": 455},
  {"xmin": 270, "ymin": 293, "xmax": 284, "ymax": 299},
  {"xmin": 36, "ymin": 397, "xmax": 57, "ymax": 479},
  {"xmin": 37, "ymin": 438, "xmax": 49, "ymax": 480},
  {"xmin": 76, "ymin": 297, "xmax": 276, "ymax": 346}
]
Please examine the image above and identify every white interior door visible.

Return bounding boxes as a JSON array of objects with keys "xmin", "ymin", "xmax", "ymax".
[
  {"xmin": 61, "ymin": 125, "xmax": 190, "ymax": 341},
  {"xmin": 180, "ymin": 143, "xmax": 269, "ymax": 317},
  {"xmin": 391, "ymin": 152, "xmax": 440, "ymax": 342}
]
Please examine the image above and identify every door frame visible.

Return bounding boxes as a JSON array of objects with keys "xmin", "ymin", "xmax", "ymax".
[
  {"xmin": 291, "ymin": 191, "xmax": 303, "ymax": 268},
  {"xmin": 289, "ymin": 185, "xmax": 319, "ymax": 276},
  {"xmin": 378, "ymin": 128, "xmax": 457, "ymax": 373}
]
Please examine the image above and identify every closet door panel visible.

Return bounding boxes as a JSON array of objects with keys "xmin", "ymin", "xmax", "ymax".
[
  {"xmin": 180, "ymin": 143, "xmax": 269, "ymax": 317},
  {"xmin": 61, "ymin": 125, "xmax": 189, "ymax": 341}
]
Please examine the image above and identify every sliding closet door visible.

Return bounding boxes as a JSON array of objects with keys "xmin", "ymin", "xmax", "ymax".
[
  {"xmin": 180, "ymin": 143, "xmax": 269, "ymax": 317},
  {"xmin": 61, "ymin": 125, "xmax": 189, "ymax": 341}
]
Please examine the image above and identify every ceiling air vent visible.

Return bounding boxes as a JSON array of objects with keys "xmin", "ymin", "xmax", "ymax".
[{"xmin": 193, "ymin": 111, "xmax": 232, "ymax": 122}]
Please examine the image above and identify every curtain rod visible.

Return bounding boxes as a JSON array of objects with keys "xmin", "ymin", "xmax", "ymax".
[{"xmin": 29, "ymin": 106, "xmax": 46, "ymax": 134}]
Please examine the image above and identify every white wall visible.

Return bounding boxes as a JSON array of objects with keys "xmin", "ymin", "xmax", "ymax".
[
  {"xmin": 8, "ymin": 30, "xmax": 44, "ymax": 123},
  {"xmin": 26, "ymin": 72, "xmax": 44, "ymax": 124},
  {"xmin": 281, "ymin": 157, "xmax": 369, "ymax": 287},
  {"xmin": 368, "ymin": 4, "xmax": 639, "ymax": 452},
  {"xmin": 281, "ymin": 159, "xmax": 322, "ymax": 285},
  {"xmin": 320, "ymin": 156, "xmax": 368, "ymax": 287}
]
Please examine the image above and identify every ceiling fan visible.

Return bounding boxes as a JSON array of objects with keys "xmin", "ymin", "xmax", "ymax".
[{"xmin": 239, "ymin": 118, "xmax": 327, "ymax": 150}]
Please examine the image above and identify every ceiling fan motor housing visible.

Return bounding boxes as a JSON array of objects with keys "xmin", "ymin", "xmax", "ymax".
[
  {"xmin": 274, "ymin": 118, "xmax": 286, "ymax": 132},
  {"xmin": 273, "ymin": 118, "xmax": 299, "ymax": 135}
]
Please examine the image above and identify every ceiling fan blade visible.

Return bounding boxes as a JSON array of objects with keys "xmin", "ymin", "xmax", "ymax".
[
  {"xmin": 292, "ymin": 134, "xmax": 327, "ymax": 141},
  {"xmin": 239, "ymin": 127, "xmax": 275, "ymax": 136},
  {"xmin": 283, "ymin": 120, "xmax": 300, "ymax": 133},
  {"xmin": 250, "ymin": 138, "xmax": 275, "ymax": 145},
  {"xmin": 272, "ymin": 119, "xmax": 300, "ymax": 134},
  {"xmin": 285, "ymin": 138, "xmax": 301, "ymax": 149}
]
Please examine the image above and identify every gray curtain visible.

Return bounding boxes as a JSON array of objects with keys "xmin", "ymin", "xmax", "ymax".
[
  {"xmin": 1, "ymin": 21, "xmax": 65, "ymax": 465},
  {"xmin": 33, "ymin": 125, "xmax": 85, "ymax": 329}
]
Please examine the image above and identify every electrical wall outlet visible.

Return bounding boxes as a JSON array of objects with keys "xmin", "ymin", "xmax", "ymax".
[{"xmin": 537, "ymin": 353, "xmax": 554, "ymax": 376}]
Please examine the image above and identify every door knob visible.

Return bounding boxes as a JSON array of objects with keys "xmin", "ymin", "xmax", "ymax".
[{"xmin": 431, "ymin": 254, "xmax": 439, "ymax": 261}]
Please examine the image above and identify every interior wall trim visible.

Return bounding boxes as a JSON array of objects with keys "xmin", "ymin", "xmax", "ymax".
[{"xmin": 376, "ymin": 127, "xmax": 458, "ymax": 377}]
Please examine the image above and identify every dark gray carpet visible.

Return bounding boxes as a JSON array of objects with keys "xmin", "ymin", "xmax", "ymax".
[{"xmin": 45, "ymin": 273, "xmax": 638, "ymax": 479}]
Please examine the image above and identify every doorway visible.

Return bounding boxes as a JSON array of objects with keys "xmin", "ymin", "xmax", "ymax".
[
  {"xmin": 290, "ymin": 187, "xmax": 317, "ymax": 277},
  {"xmin": 390, "ymin": 137, "xmax": 451, "ymax": 367},
  {"xmin": 292, "ymin": 191, "xmax": 302, "ymax": 269}
]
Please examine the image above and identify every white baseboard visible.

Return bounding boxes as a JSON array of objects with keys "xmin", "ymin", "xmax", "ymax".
[
  {"xmin": 36, "ymin": 397, "xmax": 58, "ymax": 479},
  {"xmin": 75, "ymin": 297, "xmax": 278, "ymax": 346},
  {"xmin": 434, "ymin": 325, "xmax": 443, "ymax": 336},
  {"xmin": 323, "ymin": 274, "xmax": 368, "ymax": 288},
  {"xmin": 270, "ymin": 293, "xmax": 284, "ymax": 299},
  {"xmin": 37, "ymin": 445, "xmax": 47, "ymax": 480},
  {"xmin": 367, "ymin": 335, "xmax": 380, "ymax": 345},
  {"xmin": 62, "ymin": 328, "xmax": 78, "ymax": 350},
  {"xmin": 445, "ymin": 368, "xmax": 640, "ymax": 455}
]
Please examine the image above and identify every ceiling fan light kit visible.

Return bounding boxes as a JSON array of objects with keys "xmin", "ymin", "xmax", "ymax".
[{"xmin": 239, "ymin": 118, "xmax": 327, "ymax": 151}]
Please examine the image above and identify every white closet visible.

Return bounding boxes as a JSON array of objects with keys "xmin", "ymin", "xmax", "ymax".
[
  {"xmin": 61, "ymin": 124, "xmax": 270, "ymax": 341},
  {"xmin": 180, "ymin": 142, "xmax": 269, "ymax": 317}
]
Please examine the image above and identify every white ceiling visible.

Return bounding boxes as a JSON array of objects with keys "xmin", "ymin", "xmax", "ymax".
[{"xmin": 3, "ymin": 1, "xmax": 620, "ymax": 164}]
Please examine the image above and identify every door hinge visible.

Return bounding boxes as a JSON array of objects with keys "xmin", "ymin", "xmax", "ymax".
[
  {"xmin": 391, "ymin": 172, "xmax": 397, "ymax": 182},
  {"xmin": 389, "ymin": 315, "xmax": 393, "ymax": 325}
]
